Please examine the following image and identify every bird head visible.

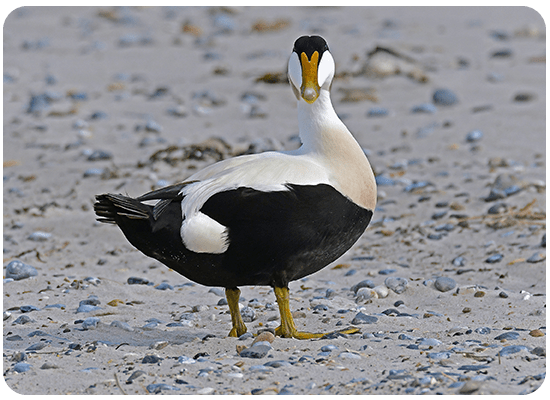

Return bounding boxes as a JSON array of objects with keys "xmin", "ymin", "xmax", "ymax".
[{"xmin": 288, "ymin": 35, "xmax": 335, "ymax": 104}]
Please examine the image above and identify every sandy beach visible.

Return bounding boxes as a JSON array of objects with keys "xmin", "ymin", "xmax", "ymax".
[{"xmin": 3, "ymin": 6, "xmax": 546, "ymax": 395}]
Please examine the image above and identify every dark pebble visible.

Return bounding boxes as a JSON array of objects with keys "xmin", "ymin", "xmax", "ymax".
[
  {"xmin": 367, "ymin": 107, "xmax": 389, "ymax": 117},
  {"xmin": 491, "ymin": 49, "xmax": 513, "ymax": 58},
  {"xmin": 499, "ymin": 345, "xmax": 528, "ymax": 356},
  {"xmin": 498, "ymin": 291, "xmax": 509, "ymax": 298},
  {"xmin": 128, "ymin": 277, "xmax": 149, "ymax": 285},
  {"xmin": 485, "ymin": 254, "xmax": 503, "ymax": 263},
  {"xmin": 155, "ymin": 282, "xmax": 173, "ymax": 290},
  {"xmin": 494, "ymin": 331, "xmax": 519, "ymax": 340},
  {"xmin": 5, "ymin": 260, "xmax": 38, "ymax": 280},
  {"xmin": 5, "ymin": 334, "xmax": 23, "ymax": 341},
  {"xmin": 432, "ymin": 211, "xmax": 447, "ymax": 220},
  {"xmin": 20, "ymin": 305, "xmax": 40, "ymax": 313},
  {"xmin": 26, "ymin": 342, "xmax": 48, "ymax": 352},
  {"xmin": 375, "ymin": 175, "xmax": 396, "ymax": 186},
  {"xmin": 379, "ymin": 268, "xmax": 397, "ymax": 275},
  {"xmin": 526, "ymin": 252, "xmax": 545, "ymax": 263},
  {"xmin": 87, "ymin": 150, "xmax": 112, "ymax": 161},
  {"xmin": 458, "ymin": 365, "xmax": 490, "ymax": 371},
  {"xmin": 142, "ymin": 354, "xmax": 162, "ymax": 364},
  {"xmin": 351, "ymin": 312, "xmax": 378, "ymax": 325},
  {"xmin": 465, "ymin": 130, "xmax": 483, "ymax": 142},
  {"xmin": 13, "ymin": 315, "xmax": 34, "ymax": 325},
  {"xmin": 240, "ymin": 344, "xmax": 271, "ymax": 359},
  {"xmin": 76, "ymin": 304, "xmax": 101, "ymax": 313},
  {"xmin": 488, "ymin": 203, "xmax": 507, "ymax": 214},
  {"xmin": 394, "ymin": 300, "xmax": 405, "ymax": 307},
  {"xmin": 264, "ymin": 360, "xmax": 291, "ymax": 368},
  {"xmin": 351, "ymin": 279, "xmax": 375, "ymax": 293},
  {"xmin": 513, "ymin": 93, "xmax": 535, "ymax": 102},
  {"xmin": 433, "ymin": 89, "xmax": 458, "ymax": 106},
  {"xmin": 411, "ymin": 103, "xmax": 437, "ymax": 114}
]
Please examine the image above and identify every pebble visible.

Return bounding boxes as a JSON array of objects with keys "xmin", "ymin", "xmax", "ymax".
[
  {"xmin": 526, "ymin": 252, "xmax": 545, "ymax": 263},
  {"xmin": 146, "ymin": 383, "xmax": 180, "ymax": 393},
  {"xmin": 20, "ymin": 305, "xmax": 40, "ymax": 313},
  {"xmin": 127, "ymin": 276, "xmax": 150, "ymax": 285},
  {"xmin": 264, "ymin": 360, "xmax": 291, "ymax": 368},
  {"xmin": 434, "ymin": 277, "xmax": 456, "ymax": 292},
  {"xmin": 13, "ymin": 315, "xmax": 34, "ymax": 325},
  {"xmin": 367, "ymin": 107, "xmax": 389, "ymax": 117},
  {"xmin": 240, "ymin": 307, "xmax": 255, "ymax": 322},
  {"xmin": 351, "ymin": 312, "xmax": 378, "ymax": 325},
  {"xmin": 411, "ymin": 103, "xmax": 437, "ymax": 114},
  {"xmin": 40, "ymin": 362, "xmax": 60, "ymax": 370},
  {"xmin": 487, "ymin": 203, "xmax": 507, "ymax": 214},
  {"xmin": 81, "ymin": 317, "xmax": 100, "ymax": 330},
  {"xmin": 142, "ymin": 354, "xmax": 162, "ymax": 364},
  {"xmin": 356, "ymin": 287, "xmax": 377, "ymax": 301},
  {"xmin": 351, "ymin": 279, "xmax": 375, "ymax": 293},
  {"xmin": 459, "ymin": 380, "xmax": 484, "ymax": 394},
  {"xmin": 87, "ymin": 149, "xmax": 112, "ymax": 161},
  {"xmin": 485, "ymin": 254, "xmax": 503, "ymax": 263},
  {"xmin": 76, "ymin": 304, "xmax": 101, "ymax": 313},
  {"xmin": 110, "ymin": 320, "xmax": 134, "ymax": 332},
  {"xmin": 494, "ymin": 331, "xmax": 519, "ymax": 340},
  {"xmin": 12, "ymin": 362, "xmax": 32, "ymax": 373},
  {"xmin": 5, "ymin": 260, "xmax": 38, "ymax": 280},
  {"xmin": 155, "ymin": 282, "xmax": 173, "ymax": 290},
  {"xmin": 499, "ymin": 345, "xmax": 528, "ymax": 356},
  {"xmin": 177, "ymin": 355, "xmax": 196, "ymax": 364},
  {"xmin": 239, "ymin": 344, "xmax": 271, "ymax": 359},
  {"xmin": 465, "ymin": 130, "xmax": 483, "ymax": 142},
  {"xmin": 339, "ymin": 351, "xmax": 361, "ymax": 359},
  {"xmin": 433, "ymin": 89, "xmax": 458, "ymax": 106},
  {"xmin": 452, "ymin": 256, "xmax": 466, "ymax": 267},
  {"xmin": 28, "ymin": 231, "xmax": 52, "ymax": 241},
  {"xmin": 418, "ymin": 338, "xmax": 442, "ymax": 347},
  {"xmin": 475, "ymin": 327, "xmax": 491, "ymax": 334},
  {"xmin": 384, "ymin": 276, "xmax": 408, "ymax": 294},
  {"xmin": 252, "ymin": 331, "xmax": 275, "ymax": 345}
]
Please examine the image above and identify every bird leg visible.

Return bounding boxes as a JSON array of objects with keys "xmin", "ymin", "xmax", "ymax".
[
  {"xmin": 226, "ymin": 287, "xmax": 247, "ymax": 337},
  {"xmin": 274, "ymin": 286, "xmax": 360, "ymax": 339}
]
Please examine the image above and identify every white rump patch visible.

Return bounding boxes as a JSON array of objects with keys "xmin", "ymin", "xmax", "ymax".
[{"xmin": 180, "ymin": 212, "xmax": 229, "ymax": 254}]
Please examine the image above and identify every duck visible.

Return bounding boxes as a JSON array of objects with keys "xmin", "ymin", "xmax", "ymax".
[{"xmin": 94, "ymin": 35, "xmax": 377, "ymax": 339}]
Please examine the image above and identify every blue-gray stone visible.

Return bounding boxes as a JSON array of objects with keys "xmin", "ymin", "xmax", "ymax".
[
  {"xmin": 452, "ymin": 256, "xmax": 466, "ymax": 267},
  {"xmin": 76, "ymin": 304, "xmax": 101, "ymax": 313},
  {"xmin": 485, "ymin": 254, "xmax": 503, "ymax": 263},
  {"xmin": 13, "ymin": 362, "xmax": 32, "ymax": 373},
  {"xmin": 264, "ymin": 360, "xmax": 291, "ymax": 368},
  {"xmin": 367, "ymin": 107, "xmax": 389, "ymax": 117},
  {"xmin": 411, "ymin": 103, "xmax": 437, "ymax": 114},
  {"xmin": 128, "ymin": 276, "xmax": 149, "ymax": 285},
  {"xmin": 26, "ymin": 342, "xmax": 48, "ymax": 352},
  {"xmin": 384, "ymin": 276, "xmax": 408, "ymax": 294},
  {"xmin": 5, "ymin": 260, "xmax": 38, "ymax": 280},
  {"xmin": 434, "ymin": 277, "xmax": 456, "ymax": 292},
  {"xmin": 433, "ymin": 89, "xmax": 458, "ymax": 106},
  {"xmin": 526, "ymin": 252, "xmax": 545, "ymax": 263},
  {"xmin": 427, "ymin": 351, "xmax": 451, "ymax": 360},
  {"xmin": 142, "ymin": 355, "xmax": 162, "ymax": 364},
  {"xmin": 403, "ymin": 181, "xmax": 431, "ymax": 192},
  {"xmin": 146, "ymin": 383, "xmax": 180, "ymax": 393},
  {"xmin": 379, "ymin": 268, "xmax": 397, "ymax": 275},
  {"xmin": 321, "ymin": 345, "xmax": 338, "ymax": 352},
  {"xmin": 458, "ymin": 365, "xmax": 489, "ymax": 371},
  {"xmin": 499, "ymin": 345, "xmax": 528, "ymax": 356},
  {"xmin": 83, "ymin": 168, "xmax": 105, "ymax": 177},
  {"xmin": 87, "ymin": 150, "xmax": 112, "ymax": 161},
  {"xmin": 110, "ymin": 320, "xmax": 134, "ymax": 332},
  {"xmin": 28, "ymin": 231, "xmax": 52, "ymax": 241},
  {"xmin": 13, "ymin": 315, "xmax": 34, "ymax": 325},
  {"xmin": 475, "ymin": 327, "xmax": 491, "ymax": 335},
  {"xmin": 240, "ymin": 344, "xmax": 271, "ymax": 359},
  {"xmin": 351, "ymin": 279, "xmax": 375, "ymax": 293},
  {"xmin": 375, "ymin": 175, "xmax": 396, "ymax": 186},
  {"xmin": 155, "ymin": 282, "xmax": 173, "ymax": 290},
  {"xmin": 494, "ymin": 331, "xmax": 519, "ymax": 340},
  {"xmin": 20, "ymin": 305, "xmax": 40, "ymax": 313},
  {"xmin": 418, "ymin": 338, "xmax": 442, "ymax": 347},
  {"xmin": 351, "ymin": 312, "xmax": 378, "ymax": 325},
  {"xmin": 82, "ymin": 317, "xmax": 100, "ymax": 330},
  {"xmin": 240, "ymin": 307, "xmax": 255, "ymax": 322},
  {"xmin": 466, "ymin": 130, "xmax": 483, "ymax": 142},
  {"xmin": 398, "ymin": 333, "xmax": 415, "ymax": 341},
  {"xmin": 79, "ymin": 297, "xmax": 100, "ymax": 306},
  {"xmin": 44, "ymin": 303, "xmax": 65, "ymax": 309}
]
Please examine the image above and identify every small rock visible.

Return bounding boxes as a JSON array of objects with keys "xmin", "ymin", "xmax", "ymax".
[
  {"xmin": 87, "ymin": 149, "xmax": 112, "ymax": 161},
  {"xmin": 155, "ymin": 282, "xmax": 173, "ymax": 290},
  {"xmin": 110, "ymin": 320, "xmax": 134, "ymax": 332},
  {"xmin": 475, "ymin": 327, "xmax": 491, "ymax": 334},
  {"xmin": 13, "ymin": 315, "xmax": 34, "ymax": 325},
  {"xmin": 239, "ymin": 344, "xmax": 271, "ymax": 359},
  {"xmin": 351, "ymin": 279, "xmax": 375, "ymax": 293},
  {"xmin": 351, "ymin": 312, "xmax": 378, "ymax": 325},
  {"xmin": 433, "ymin": 89, "xmax": 458, "ymax": 106},
  {"xmin": 127, "ymin": 277, "xmax": 149, "ymax": 285},
  {"xmin": 494, "ymin": 331, "xmax": 519, "ymax": 340},
  {"xmin": 5, "ymin": 260, "xmax": 38, "ymax": 280},
  {"xmin": 384, "ymin": 276, "xmax": 408, "ymax": 294},
  {"xmin": 529, "ymin": 329, "xmax": 544, "ymax": 337},
  {"xmin": 411, "ymin": 103, "xmax": 437, "ymax": 114},
  {"xmin": 12, "ymin": 362, "xmax": 32, "ymax": 373},
  {"xmin": 367, "ymin": 107, "xmax": 389, "ymax": 117},
  {"xmin": 127, "ymin": 370, "xmax": 146, "ymax": 383},
  {"xmin": 526, "ymin": 252, "xmax": 545, "ymax": 263},
  {"xmin": 240, "ymin": 307, "xmax": 255, "ymax": 322},
  {"xmin": 81, "ymin": 317, "xmax": 100, "ymax": 330},
  {"xmin": 485, "ymin": 254, "xmax": 503, "ymax": 263},
  {"xmin": 466, "ymin": 130, "xmax": 483, "ymax": 142},
  {"xmin": 459, "ymin": 380, "xmax": 484, "ymax": 394},
  {"xmin": 40, "ymin": 362, "xmax": 60, "ymax": 370},
  {"xmin": 356, "ymin": 287, "xmax": 378, "ymax": 301},
  {"xmin": 146, "ymin": 383, "xmax": 180, "ymax": 393},
  {"xmin": 142, "ymin": 354, "xmax": 162, "ymax": 364},
  {"xmin": 498, "ymin": 291, "xmax": 509, "ymax": 298},
  {"xmin": 252, "ymin": 331, "xmax": 275, "ymax": 345},
  {"xmin": 28, "ymin": 231, "xmax": 52, "ymax": 241},
  {"xmin": 452, "ymin": 256, "xmax": 466, "ymax": 267},
  {"xmin": 499, "ymin": 345, "xmax": 528, "ymax": 356},
  {"xmin": 488, "ymin": 203, "xmax": 507, "ymax": 214}
]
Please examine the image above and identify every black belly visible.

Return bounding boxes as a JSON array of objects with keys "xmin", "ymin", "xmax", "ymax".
[{"xmin": 118, "ymin": 184, "xmax": 373, "ymax": 288}]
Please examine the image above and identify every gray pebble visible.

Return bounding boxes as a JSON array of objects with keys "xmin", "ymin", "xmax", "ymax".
[
  {"xmin": 499, "ymin": 345, "xmax": 528, "ymax": 356},
  {"xmin": 127, "ymin": 276, "xmax": 149, "ymax": 285},
  {"xmin": 367, "ymin": 107, "xmax": 389, "ymax": 117},
  {"xmin": 418, "ymin": 338, "xmax": 442, "ymax": 347},
  {"xmin": 485, "ymin": 254, "xmax": 503, "ymax": 263},
  {"xmin": 240, "ymin": 344, "xmax": 271, "ymax": 359},
  {"xmin": 321, "ymin": 344, "xmax": 338, "ymax": 352},
  {"xmin": 155, "ymin": 282, "xmax": 174, "ymax": 290},
  {"xmin": 12, "ymin": 362, "xmax": 32, "ymax": 373},
  {"xmin": 76, "ymin": 304, "xmax": 101, "ymax": 313},
  {"xmin": 13, "ymin": 315, "xmax": 34, "ymax": 325},
  {"xmin": 20, "ymin": 305, "xmax": 40, "ymax": 313},
  {"xmin": 238, "ymin": 332, "xmax": 253, "ymax": 340},
  {"xmin": 465, "ymin": 130, "xmax": 483, "ymax": 142},
  {"xmin": 452, "ymin": 256, "xmax": 466, "ymax": 267},
  {"xmin": 351, "ymin": 312, "xmax": 378, "ymax": 325},
  {"xmin": 127, "ymin": 370, "xmax": 146, "ymax": 383},
  {"xmin": 338, "ymin": 351, "xmax": 361, "ymax": 359},
  {"xmin": 87, "ymin": 149, "xmax": 112, "ymax": 161},
  {"xmin": 28, "ymin": 231, "xmax": 52, "ymax": 241},
  {"xmin": 427, "ymin": 351, "xmax": 451, "ymax": 360},
  {"xmin": 10, "ymin": 352, "xmax": 27, "ymax": 362},
  {"xmin": 5, "ymin": 260, "xmax": 38, "ymax": 280},
  {"xmin": 375, "ymin": 175, "xmax": 396, "ymax": 186},
  {"xmin": 26, "ymin": 342, "xmax": 48, "ymax": 352},
  {"xmin": 142, "ymin": 354, "xmax": 162, "ymax": 364},
  {"xmin": 475, "ymin": 327, "xmax": 491, "ymax": 334},
  {"xmin": 351, "ymin": 279, "xmax": 375, "ymax": 293},
  {"xmin": 240, "ymin": 307, "xmax": 255, "ymax": 322},
  {"xmin": 411, "ymin": 103, "xmax": 437, "ymax": 114},
  {"xmin": 434, "ymin": 277, "xmax": 456, "ymax": 292},
  {"xmin": 458, "ymin": 365, "xmax": 489, "ymax": 371},
  {"xmin": 494, "ymin": 331, "xmax": 519, "ymax": 340},
  {"xmin": 81, "ymin": 317, "xmax": 100, "ymax": 330},
  {"xmin": 498, "ymin": 291, "xmax": 509, "ymax": 298},
  {"xmin": 40, "ymin": 362, "xmax": 60, "ymax": 370},
  {"xmin": 146, "ymin": 383, "xmax": 180, "ymax": 393},
  {"xmin": 488, "ymin": 203, "xmax": 507, "ymax": 214},
  {"xmin": 264, "ymin": 360, "xmax": 291, "ymax": 368},
  {"xmin": 384, "ymin": 276, "xmax": 408, "ymax": 294},
  {"xmin": 83, "ymin": 168, "xmax": 105, "ymax": 177},
  {"xmin": 110, "ymin": 320, "xmax": 134, "ymax": 332},
  {"xmin": 433, "ymin": 89, "xmax": 458, "ymax": 106},
  {"xmin": 526, "ymin": 252, "xmax": 545, "ymax": 263}
]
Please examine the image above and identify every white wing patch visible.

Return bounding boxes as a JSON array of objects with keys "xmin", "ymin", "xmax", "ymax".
[{"xmin": 181, "ymin": 212, "xmax": 229, "ymax": 254}]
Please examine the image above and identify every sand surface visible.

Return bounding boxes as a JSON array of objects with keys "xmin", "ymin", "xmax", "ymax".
[{"xmin": 3, "ymin": 6, "xmax": 546, "ymax": 395}]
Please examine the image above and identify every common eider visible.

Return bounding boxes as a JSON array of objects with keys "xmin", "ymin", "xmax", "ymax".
[{"xmin": 94, "ymin": 35, "xmax": 377, "ymax": 339}]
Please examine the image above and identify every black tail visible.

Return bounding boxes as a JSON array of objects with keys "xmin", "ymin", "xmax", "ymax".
[{"xmin": 94, "ymin": 193, "xmax": 150, "ymax": 224}]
